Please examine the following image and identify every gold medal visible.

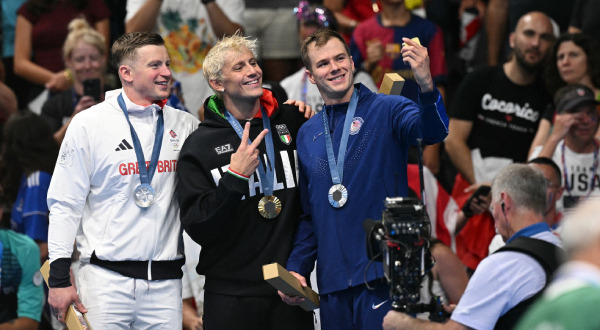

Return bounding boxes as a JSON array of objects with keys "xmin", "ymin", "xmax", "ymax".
[{"xmin": 258, "ymin": 195, "xmax": 282, "ymax": 219}]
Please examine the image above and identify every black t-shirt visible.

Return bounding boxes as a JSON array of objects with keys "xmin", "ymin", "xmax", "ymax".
[{"xmin": 450, "ymin": 65, "xmax": 551, "ymax": 162}]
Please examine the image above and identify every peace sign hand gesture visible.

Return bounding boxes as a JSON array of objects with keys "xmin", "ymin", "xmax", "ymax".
[{"xmin": 229, "ymin": 122, "xmax": 269, "ymax": 177}]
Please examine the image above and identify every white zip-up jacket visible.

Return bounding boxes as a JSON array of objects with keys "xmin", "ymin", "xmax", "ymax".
[{"xmin": 48, "ymin": 90, "xmax": 199, "ymax": 269}]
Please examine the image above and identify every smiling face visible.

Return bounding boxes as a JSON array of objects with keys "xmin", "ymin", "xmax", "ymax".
[
  {"xmin": 305, "ymin": 38, "xmax": 355, "ymax": 105},
  {"xmin": 66, "ymin": 40, "xmax": 105, "ymax": 84},
  {"xmin": 557, "ymin": 41, "xmax": 590, "ymax": 85},
  {"xmin": 120, "ymin": 45, "xmax": 171, "ymax": 105},
  {"xmin": 212, "ymin": 47, "xmax": 263, "ymax": 106}
]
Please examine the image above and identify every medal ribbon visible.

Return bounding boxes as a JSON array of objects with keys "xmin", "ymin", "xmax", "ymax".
[
  {"xmin": 117, "ymin": 94, "xmax": 164, "ymax": 187},
  {"xmin": 322, "ymin": 88, "xmax": 359, "ymax": 186},
  {"xmin": 224, "ymin": 107, "xmax": 276, "ymax": 196},
  {"xmin": 561, "ymin": 139, "xmax": 599, "ymax": 198}
]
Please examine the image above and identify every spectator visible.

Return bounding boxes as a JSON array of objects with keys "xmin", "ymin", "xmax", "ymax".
[
  {"xmin": 529, "ymin": 32, "xmax": 600, "ymax": 156},
  {"xmin": 281, "ymin": 1, "xmax": 377, "ymax": 113},
  {"xmin": 13, "ymin": 0, "xmax": 110, "ymax": 106},
  {"xmin": 126, "ymin": 0, "xmax": 244, "ymax": 118},
  {"xmin": 0, "ymin": 111, "xmax": 59, "ymax": 264},
  {"xmin": 349, "ymin": 0, "xmax": 447, "ymax": 103},
  {"xmin": 444, "ymin": 11, "xmax": 555, "ymax": 270},
  {"xmin": 383, "ymin": 163, "xmax": 563, "ymax": 330},
  {"xmin": 516, "ymin": 196, "xmax": 600, "ymax": 330},
  {"xmin": 41, "ymin": 18, "xmax": 107, "ymax": 144},
  {"xmin": 280, "ymin": 29, "xmax": 448, "ymax": 328},
  {"xmin": 531, "ymin": 84, "xmax": 600, "ymax": 211},
  {"xmin": 0, "ymin": 216, "xmax": 44, "ymax": 329},
  {"xmin": 46, "ymin": 31, "xmax": 199, "ymax": 327},
  {"xmin": 485, "ymin": 0, "xmax": 572, "ymax": 66},
  {"xmin": 177, "ymin": 32, "xmax": 314, "ymax": 330},
  {"xmin": 243, "ymin": 0, "xmax": 302, "ymax": 82}
]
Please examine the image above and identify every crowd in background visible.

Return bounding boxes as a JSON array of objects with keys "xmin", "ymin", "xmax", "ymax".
[{"xmin": 0, "ymin": 0, "xmax": 599, "ymax": 329}]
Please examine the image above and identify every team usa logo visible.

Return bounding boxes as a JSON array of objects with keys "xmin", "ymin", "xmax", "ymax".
[
  {"xmin": 349, "ymin": 117, "xmax": 364, "ymax": 135},
  {"xmin": 276, "ymin": 124, "xmax": 292, "ymax": 145}
]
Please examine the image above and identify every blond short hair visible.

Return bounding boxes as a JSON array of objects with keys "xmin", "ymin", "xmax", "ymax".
[{"xmin": 203, "ymin": 31, "xmax": 258, "ymax": 96}]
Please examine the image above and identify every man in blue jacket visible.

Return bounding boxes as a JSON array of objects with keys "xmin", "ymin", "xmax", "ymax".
[{"xmin": 280, "ymin": 29, "xmax": 448, "ymax": 329}]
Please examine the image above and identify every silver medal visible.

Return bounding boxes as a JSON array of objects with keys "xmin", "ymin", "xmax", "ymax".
[
  {"xmin": 133, "ymin": 184, "xmax": 156, "ymax": 208},
  {"xmin": 328, "ymin": 184, "xmax": 348, "ymax": 208}
]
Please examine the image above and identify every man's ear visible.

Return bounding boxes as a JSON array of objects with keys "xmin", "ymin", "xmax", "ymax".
[
  {"xmin": 209, "ymin": 79, "xmax": 223, "ymax": 92},
  {"xmin": 119, "ymin": 64, "xmax": 133, "ymax": 84},
  {"xmin": 306, "ymin": 68, "xmax": 316, "ymax": 85}
]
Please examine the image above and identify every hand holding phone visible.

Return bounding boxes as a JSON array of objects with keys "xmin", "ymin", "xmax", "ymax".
[
  {"xmin": 462, "ymin": 185, "xmax": 491, "ymax": 218},
  {"xmin": 83, "ymin": 78, "xmax": 101, "ymax": 101}
]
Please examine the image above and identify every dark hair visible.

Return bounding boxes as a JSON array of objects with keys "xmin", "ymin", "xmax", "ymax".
[
  {"xmin": 0, "ymin": 112, "xmax": 59, "ymax": 205},
  {"xmin": 26, "ymin": 0, "xmax": 89, "ymax": 17},
  {"xmin": 111, "ymin": 32, "xmax": 165, "ymax": 68},
  {"xmin": 545, "ymin": 33, "xmax": 600, "ymax": 95},
  {"xmin": 528, "ymin": 157, "xmax": 562, "ymax": 186},
  {"xmin": 301, "ymin": 29, "xmax": 350, "ymax": 71}
]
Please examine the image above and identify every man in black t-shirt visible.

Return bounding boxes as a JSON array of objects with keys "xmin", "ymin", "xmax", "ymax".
[{"xmin": 444, "ymin": 11, "xmax": 556, "ymax": 270}]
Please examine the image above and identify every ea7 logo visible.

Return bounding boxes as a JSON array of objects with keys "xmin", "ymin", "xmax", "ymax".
[{"xmin": 215, "ymin": 144, "xmax": 234, "ymax": 155}]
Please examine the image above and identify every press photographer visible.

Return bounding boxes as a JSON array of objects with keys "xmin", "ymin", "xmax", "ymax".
[{"xmin": 382, "ymin": 164, "xmax": 563, "ymax": 330}]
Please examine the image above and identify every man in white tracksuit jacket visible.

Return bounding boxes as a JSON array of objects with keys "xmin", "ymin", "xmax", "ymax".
[{"xmin": 47, "ymin": 31, "xmax": 199, "ymax": 328}]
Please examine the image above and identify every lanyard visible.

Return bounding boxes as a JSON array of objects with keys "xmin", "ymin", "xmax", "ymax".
[
  {"xmin": 117, "ymin": 94, "xmax": 164, "ymax": 186},
  {"xmin": 224, "ymin": 107, "xmax": 276, "ymax": 196},
  {"xmin": 505, "ymin": 222, "xmax": 551, "ymax": 244},
  {"xmin": 561, "ymin": 139, "xmax": 599, "ymax": 197},
  {"xmin": 322, "ymin": 88, "xmax": 359, "ymax": 185}
]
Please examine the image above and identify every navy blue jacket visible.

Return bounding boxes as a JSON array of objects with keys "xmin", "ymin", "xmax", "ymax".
[{"xmin": 287, "ymin": 83, "xmax": 448, "ymax": 295}]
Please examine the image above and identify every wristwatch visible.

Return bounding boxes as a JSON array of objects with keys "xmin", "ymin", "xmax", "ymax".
[{"xmin": 201, "ymin": 0, "xmax": 215, "ymax": 4}]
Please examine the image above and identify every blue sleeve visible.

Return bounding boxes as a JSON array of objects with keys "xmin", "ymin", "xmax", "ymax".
[
  {"xmin": 286, "ymin": 150, "xmax": 317, "ymax": 277},
  {"xmin": 418, "ymin": 87, "xmax": 449, "ymax": 144},
  {"xmin": 392, "ymin": 87, "xmax": 448, "ymax": 146},
  {"xmin": 22, "ymin": 173, "xmax": 51, "ymax": 242}
]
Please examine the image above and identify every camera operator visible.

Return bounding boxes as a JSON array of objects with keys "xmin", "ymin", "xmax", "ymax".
[{"xmin": 383, "ymin": 163, "xmax": 563, "ymax": 330}]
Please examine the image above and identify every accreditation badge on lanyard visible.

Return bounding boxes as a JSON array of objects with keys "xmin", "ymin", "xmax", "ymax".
[
  {"xmin": 224, "ymin": 107, "xmax": 282, "ymax": 219},
  {"xmin": 322, "ymin": 88, "xmax": 359, "ymax": 208},
  {"xmin": 117, "ymin": 94, "xmax": 164, "ymax": 208}
]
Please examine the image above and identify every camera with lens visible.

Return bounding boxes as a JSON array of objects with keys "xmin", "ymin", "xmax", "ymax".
[{"xmin": 365, "ymin": 196, "xmax": 446, "ymax": 321}]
